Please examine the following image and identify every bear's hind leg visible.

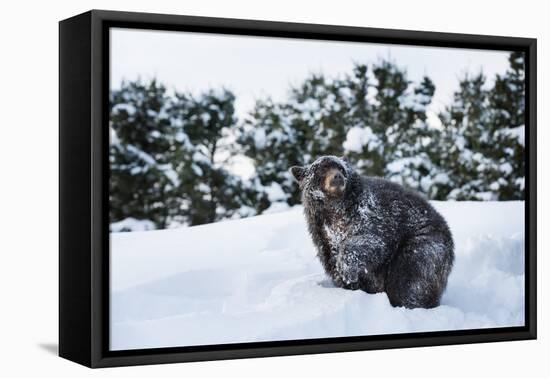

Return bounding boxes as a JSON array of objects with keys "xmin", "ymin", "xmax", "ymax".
[{"xmin": 385, "ymin": 233, "xmax": 453, "ymax": 309}]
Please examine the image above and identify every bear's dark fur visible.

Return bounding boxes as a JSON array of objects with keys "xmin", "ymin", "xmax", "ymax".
[{"xmin": 290, "ymin": 156, "xmax": 454, "ymax": 309}]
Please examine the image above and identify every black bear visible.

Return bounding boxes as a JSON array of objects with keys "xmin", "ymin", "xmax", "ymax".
[{"xmin": 290, "ymin": 156, "xmax": 454, "ymax": 309}]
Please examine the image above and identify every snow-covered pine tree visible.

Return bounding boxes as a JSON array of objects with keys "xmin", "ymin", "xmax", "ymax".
[
  {"xmin": 435, "ymin": 73, "xmax": 498, "ymax": 200},
  {"xmin": 110, "ymin": 80, "xmax": 184, "ymax": 230},
  {"xmin": 239, "ymin": 61, "xmax": 441, "ymax": 209},
  {"xmin": 340, "ymin": 61, "xmax": 441, "ymax": 197},
  {"xmin": 382, "ymin": 75, "xmax": 450, "ymax": 199},
  {"xmin": 437, "ymin": 52, "xmax": 525, "ymax": 201},
  {"xmin": 236, "ymin": 99, "xmax": 299, "ymax": 212},
  {"xmin": 237, "ymin": 73, "xmax": 352, "ymax": 211},
  {"xmin": 170, "ymin": 89, "xmax": 259, "ymax": 225},
  {"xmin": 368, "ymin": 62, "xmax": 435, "ymax": 191},
  {"xmin": 110, "ymin": 80, "xmax": 260, "ymax": 230},
  {"xmin": 487, "ymin": 52, "xmax": 526, "ymax": 199},
  {"xmin": 340, "ymin": 64, "xmax": 385, "ymax": 176}
]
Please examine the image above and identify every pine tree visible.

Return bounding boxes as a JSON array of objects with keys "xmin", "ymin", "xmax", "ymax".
[
  {"xmin": 340, "ymin": 64, "xmax": 384, "ymax": 176},
  {"xmin": 436, "ymin": 52, "xmax": 525, "ymax": 201},
  {"xmin": 110, "ymin": 80, "xmax": 183, "ymax": 230},
  {"xmin": 110, "ymin": 53, "xmax": 526, "ymax": 231},
  {"xmin": 487, "ymin": 52, "xmax": 526, "ymax": 199},
  {"xmin": 237, "ymin": 71, "xmax": 362, "ymax": 211},
  {"xmin": 170, "ymin": 88, "xmax": 259, "ymax": 225},
  {"xmin": 110, "ymin": 81, "xmax": 260, "ymax": 230},
  {"xmin": 341, "ymin": 61, "xmax": 439, "ymax": 194},
  {"xmin": 383, "ymin": 75, "xmax": 449, "ymax": 198},
  {"xmin": 237, "ymin": 98, "xmax": 301, "ymax": 211},
  {"xmin": 239, "ymin": 61, "xmax": 439, "ymax": 208},
  {"xmin": 434, "ymin": 73, "xmax": 495, "ymax": 200}
]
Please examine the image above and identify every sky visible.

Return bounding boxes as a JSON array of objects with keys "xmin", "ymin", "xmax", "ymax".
[{"xmin": 110, "ymin": 27, "xmax": 512, "ymax": 123}]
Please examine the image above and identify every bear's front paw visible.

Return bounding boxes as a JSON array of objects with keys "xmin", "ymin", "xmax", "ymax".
[{"xmin": 335, "ymin": 252, "xmax": 361, "ymax": 286}]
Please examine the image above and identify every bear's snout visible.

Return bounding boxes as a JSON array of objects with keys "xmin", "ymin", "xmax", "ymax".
[
  {"xmin": 331, "ymin": 172, "xmax": 344, "ymax": 188},
  {"xmin": 323, "ymin": 168, "xmax": 346, "ymax": 195}
]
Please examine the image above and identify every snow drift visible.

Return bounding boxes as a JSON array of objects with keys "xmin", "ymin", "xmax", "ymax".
[{"xmin": 110, "ymin": 201, "xmax": 525, "ymax": 351}]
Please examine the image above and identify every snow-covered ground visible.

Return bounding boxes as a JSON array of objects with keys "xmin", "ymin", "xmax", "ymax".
[{"xmin": 110, "ymin": 201, "xmax": 525, "ymax": 351}]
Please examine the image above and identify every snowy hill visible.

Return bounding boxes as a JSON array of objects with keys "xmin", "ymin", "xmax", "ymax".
[{"xmin": 110, "ymin": 201, "xmax": 525, "ymax": 351}]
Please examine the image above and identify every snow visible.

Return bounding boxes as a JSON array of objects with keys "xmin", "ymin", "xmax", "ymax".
[
  {"xmin": 263, "ymin": 182, "xmax": 287, "ymax": 202},
  {"xmin": 192, "ymin": 151, "xmax": 212, "ymax": 166},
  {"xmin": 343, "ymin": 126, "xmax": 378, "ymax": 153},
  {"xmin": 158, "ymin": 164, "xmax": 180, "ymax": 187},
  {"xmin": 500, "ymin": 125, "xmax": 525, "ymax": 147},
  {"xmin": 197, "ymin": 183, "xmax": 211, "ymax": 193},
  {"xmin": 399, "ymin": 91, "xmax": 431, "ymax": 113},
  {"xmin": 516, "ymin": 177, "xmax": 525, "ymax": 190},
  {"xmin": 200, "ymin": 113, "xmax": 211, "ymax": 124},
  {"xmin": 263, "ymin": 201, "xmax": 291, "ymax": 214},
  {"xmin": 112, "ymin": 103, "xmax": 136, "ymax": 116},
  {"xmin": 500, "ymin": 162, "xmax": 514, "ymax": 175},
  {"xmin": 110, "ymin": 126, "xmax": 120, "ymax": 145},
  {"xmin": 126, "ymin": 145, "xmax": 157, "ymax": 166},
  {"xmin": 253, "ymin": 128, "xmax": 267, "ymax": 149},
  {"xmin": 433, "ymin": 172, "xmax": 450, "ymax": 185},
  {"xmin": 474, "ymin": 191, "xmax": 497, "ymax": 201},
  {"xmin": 110, "ymin": 201, "xmax": 524, "ymax": 351},
  {"xmin": 110, "ymin": 217, "xmax": 156, "ymax": 232},
  {"xmin": 190, "ymin": 164, "xmax": 203, "ymax": 176},
  {"xmin": 386, "ymin": 156, "xmax": 425, "ymax": 174}
]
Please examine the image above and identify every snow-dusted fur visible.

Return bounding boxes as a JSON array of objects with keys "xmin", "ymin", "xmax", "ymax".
[{"xmin": 291, "ymin": 156, "xmax": 455, "ymax": 309}]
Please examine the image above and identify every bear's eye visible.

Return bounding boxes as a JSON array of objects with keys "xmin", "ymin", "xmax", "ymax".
[{"xmin": 328, "ymin": 165, "xmax": 346, "ymax": 178}]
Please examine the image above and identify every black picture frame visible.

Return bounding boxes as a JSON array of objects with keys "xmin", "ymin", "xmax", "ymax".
[{"xmin": 59, "ymin": 9, "xmax": 537, "ymax": 368}]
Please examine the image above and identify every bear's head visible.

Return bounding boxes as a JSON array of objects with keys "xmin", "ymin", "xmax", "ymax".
[{"xmin": 290, "ymin": 156, "xmax": 352, "ymax": 201}]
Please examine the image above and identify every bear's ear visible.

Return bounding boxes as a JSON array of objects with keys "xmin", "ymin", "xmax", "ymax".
[{"xmin": 290, "ymin": 166, "xmax": 306, "ymax": 183}]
